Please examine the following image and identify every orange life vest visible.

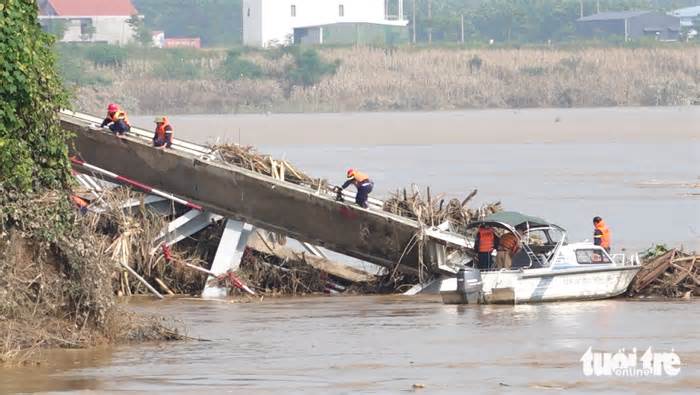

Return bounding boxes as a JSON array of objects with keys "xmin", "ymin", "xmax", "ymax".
[
  {"xmin": 499, "ymin": 232, "xmax": 519, "ymax": 254},
  {"xmin": 594, "ymin": 221, "xmax": 611, "ymax": 249},
  {"xmin": 70, "ymin": 195, "xmax": 88, "ymax": 208},
  {"xmin": 478, "ymin": 227, "xmax": 495, "ymax": 253},
  {"xmin": 109, "ymin": 110, "xmax": 130, "ymax": 126},
  {"xmin": 352, "ymin": 171, "xmax": 369, "ymax": 184},
  {"xmin": 155, "ymin": 118, "xmax": 173, "ymax": 141}
]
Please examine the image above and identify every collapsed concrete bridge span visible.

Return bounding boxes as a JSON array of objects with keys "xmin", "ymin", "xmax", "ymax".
[{"xmin": 61, "ymin": 111, "xmax": 468, "ymax": 276}]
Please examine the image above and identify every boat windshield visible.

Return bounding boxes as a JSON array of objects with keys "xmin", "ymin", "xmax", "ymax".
[{"xmin": 520, "ymin": 226, "xmax": 565, "ymax": 256}]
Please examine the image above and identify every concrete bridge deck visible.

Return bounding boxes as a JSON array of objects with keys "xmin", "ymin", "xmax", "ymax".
[{"xmin": 61, "ymin": 111, "xmax": 468, "ymax": 275}]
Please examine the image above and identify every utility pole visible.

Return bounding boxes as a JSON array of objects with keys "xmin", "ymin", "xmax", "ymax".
[
  {"xmin": 427, "ymin": 0, "xmax": 432, "ymax": 44},
  {"xmin": 412, "ymin": 0, "xmax": 416, "ymax": 44},
  {"xmin": 579, "ymin": 0, "xmax": 583, "ymax": 18},
  {"xmin": 460, "ymin": 14, "xmax": 465, "ymax": 44},
  {"xmin": 596, "ymin": 0, "xmax": 600, "ymax": 13}
]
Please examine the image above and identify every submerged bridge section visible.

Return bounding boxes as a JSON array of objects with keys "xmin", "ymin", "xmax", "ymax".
[{"xmin": 61, "ymin": 111, "xmax": 468, "ymax": 275}]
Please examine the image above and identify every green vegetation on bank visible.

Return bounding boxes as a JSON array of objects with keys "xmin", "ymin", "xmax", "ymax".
[
  {"xmin": 1, "ymin": 0, "xmax": 103, "ymax": 360},
  {"xmin": 0, "ymin": 0, "xmax": 70, "ymax": 193},
  {"xmin": 0, "ymin": 0, "xmax": 178, "ymax": 364}
]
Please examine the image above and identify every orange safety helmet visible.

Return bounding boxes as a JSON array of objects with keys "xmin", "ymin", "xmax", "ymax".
[
  {"xmin": 107, "ymin": 103, "xmax": 119, "ymax": 112},
  {"xmin": 346, "ymin": 168, "xmax": 355, "ymax": 180}
]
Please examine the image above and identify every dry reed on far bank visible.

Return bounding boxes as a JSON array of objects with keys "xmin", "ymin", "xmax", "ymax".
[
  {"xmin": 300, "ymin": 47, "xmax": 700, "ymax": 111},
  {"xmin": 75, "ymin": 47, "xmax": 700, "ymax": 114}
]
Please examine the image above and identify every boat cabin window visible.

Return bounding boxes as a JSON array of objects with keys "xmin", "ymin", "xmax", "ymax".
[{"xmin": 575, "ymin": 249, "xmax": 612, "ymax": 264}]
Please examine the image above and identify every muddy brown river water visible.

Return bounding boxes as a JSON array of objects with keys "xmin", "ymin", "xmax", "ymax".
[
  {"xmin": 1, "ymin": 107, "xmax": 698, "ymax": 394},
  {"xmin": 1, "ymin": 296, "xmax": 699, "ymax": 394}
]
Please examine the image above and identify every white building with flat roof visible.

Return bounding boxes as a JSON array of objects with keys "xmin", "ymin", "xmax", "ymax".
[
  {"xmin": 243, "ymin": 0, "xmax": 407, "ymax": 47},
  {"xmin": 38, "ymin": 0, "xmax": 138, "ymax": 45}
]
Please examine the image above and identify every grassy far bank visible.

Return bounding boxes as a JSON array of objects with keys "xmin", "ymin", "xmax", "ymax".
[{"xmin": 59, "ymin": 43, "xmax": 700, "ymax": 115}]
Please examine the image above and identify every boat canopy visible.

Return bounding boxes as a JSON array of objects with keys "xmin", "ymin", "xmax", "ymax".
[{"xmin": 476, "ymin": 211, "xmax": 551, "ymax": 229}]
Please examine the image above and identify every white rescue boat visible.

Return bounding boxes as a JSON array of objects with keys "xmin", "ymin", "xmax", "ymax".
[{"xmin": 440, "ymin": 211, "xmax": 641, "ymax": 304}]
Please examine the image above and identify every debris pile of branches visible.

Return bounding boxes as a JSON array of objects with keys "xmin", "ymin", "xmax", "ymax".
[
  {"xmin": 237, "ymin": 248, "xmax": 410, "ymax": 296},
  {"xmin": 237, "ymin": 249, "xmax": 328, "ymax": 295},
  {"xmin": 628, "ymin": 245, "xmax": 699, "ymax": 298},
  {"xmin": 212, "ymin": 143, "xmax": 329, "ymax": 189},
  {"xmin": 240, "ymin": 229, "xmax": 407, "ymax": 295},
  {"xmin": 383, "ymin": 187, "xmax": 502, "ymax": 233},
  {"xmin": 87, "ymin": 188, "xmax": 209, "ymax": 296}
]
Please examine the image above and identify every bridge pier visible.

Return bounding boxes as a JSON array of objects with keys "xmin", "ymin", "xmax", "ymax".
[{"xmin": 202, "ymin": 219, "xmax": 255, "ymax": 298}]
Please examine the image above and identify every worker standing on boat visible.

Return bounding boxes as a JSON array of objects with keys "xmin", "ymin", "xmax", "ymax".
[
  {"xmin": 593, "ymin": 216, "xmax": 611, "ymax": 252},
  {"xmin": 474, "ymin": 225, "xmax": 498, "ymax": 270},
  {"xmin": 336, "ymin": 169, "xmax": 374, "ymax": 208},
  {"xmin": 100, "ymin": 103, "xmax": 130, "ymax": 137},
  {"xmin": 153, "ymin": 116, "xmax": 173, "ymax": 149},
  {"xmin": 496, "ymin": 231, "xmax": 518, "ymax": 269}
]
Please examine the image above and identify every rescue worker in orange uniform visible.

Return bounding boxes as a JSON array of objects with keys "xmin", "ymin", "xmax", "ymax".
[
  {"xmin": 100, "ymin": 103, "xmax": 130, "ymax": 136},
  {"xmin": 153, "ymin": 116, "xmax": 173, "ymax": 149},
  {"xmin": 336, "ymin": 169, "xmax": 374, "ymax": 208},
  {"xmin": 474, "ymin": 225, "xmax": 499, "ymax": 270},
  {"xmin": 593, "ymin": 216, "xmax": 611, "ymax": 252},
  {"xmin": 496, "ymin": 231, "xmax": 519, "ymax": 269},
  {"xmin": 70, "ymin": 195, "xmax": 89, "ymax": 215}
]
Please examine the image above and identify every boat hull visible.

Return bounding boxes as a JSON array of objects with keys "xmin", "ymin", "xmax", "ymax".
[{"xmin": 440, "ymin": 266, "xmax": 640, "ymax": 304}]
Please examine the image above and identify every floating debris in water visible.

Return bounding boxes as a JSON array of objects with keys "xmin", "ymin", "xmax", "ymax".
[{"xmin": 628, "ymin": 245, "xmax": 699, "ymax": 298}]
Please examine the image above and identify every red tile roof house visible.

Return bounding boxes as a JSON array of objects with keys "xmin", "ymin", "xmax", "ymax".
[{"xmin": 38, "ymin": 0, "xmax": 139, "ymax": 45}]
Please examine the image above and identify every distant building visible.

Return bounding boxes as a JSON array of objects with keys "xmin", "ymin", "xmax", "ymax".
[
  {"xmin": 242, "ymin": 0, "xmax": 408, "ymax": 47},
  {"xmin": 38, "ymin": 0, "xmax": 138, "ymax": 45},
  {"xmin": 670, "ymin": 6, "xmax": 700, "ymax": 28},
  {"xmin": 576, "ymin": 11, "xmax": 681, "ymax": 41}
]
